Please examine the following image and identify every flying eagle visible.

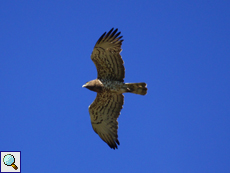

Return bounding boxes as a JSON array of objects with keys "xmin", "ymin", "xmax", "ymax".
[{"xmin": 82, "ymin": 28, "xmax": 147, "ymax": 149}]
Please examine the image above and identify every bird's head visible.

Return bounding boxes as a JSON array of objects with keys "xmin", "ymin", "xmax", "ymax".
[
  {"xmin": 82, "ymin": 79, "xmax": 103, "ymax": 92},
  {"xmin": 82, "ymin": 81, "xmax": 92, "ymax": 89}
]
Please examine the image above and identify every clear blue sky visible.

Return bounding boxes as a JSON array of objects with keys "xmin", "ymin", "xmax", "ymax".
[{"xmin": 1, "ymin": 1, "xmax": 230, "ymax": 172}]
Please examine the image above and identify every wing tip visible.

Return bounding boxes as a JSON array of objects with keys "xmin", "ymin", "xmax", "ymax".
[
  {"xmin": 95, "ymin": 28, "xmax": 123, "ymax": 45},
  {"xmin": 108, "ymin": 139, "xmax": 120, "ymax": 150}
]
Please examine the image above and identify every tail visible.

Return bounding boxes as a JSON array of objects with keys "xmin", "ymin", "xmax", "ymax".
[{"xmin": 125, "ymin": 82, "xmax": 147, "ymax": 95}]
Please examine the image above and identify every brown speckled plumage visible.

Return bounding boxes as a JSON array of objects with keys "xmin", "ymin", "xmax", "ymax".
[{"xmin": 83, "ymin": 28, "xmax": 147, "ymax": 149}]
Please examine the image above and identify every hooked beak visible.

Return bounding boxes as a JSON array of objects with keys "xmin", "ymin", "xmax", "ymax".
[{"xmin": 82, "ymin": 84, "xmax": 86, "ymax": 88}]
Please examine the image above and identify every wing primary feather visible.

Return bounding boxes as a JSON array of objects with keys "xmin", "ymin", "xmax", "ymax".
[
  {"xmin": 113, "ymin": 32, "xmax": 121, "ymax": 40},
  {"xmin": 102, "ymin": 133, "xmax": 114, "ymax": 148},
  {"xmin": 113, "ymin": 36, "xmax": 123, "ymax": 43},
  {"xmin": 116, "ymin": 139, "xmax": 120, "ymax": 145},
  {"xmin": 96, "ymin": 32, "xmax": 106, "ymax": 44},
  {"xmin": 102, "ymin": 28, "xmax": 114, "ymax": 42},
  {"xmin": 108, "ymin": 30, "xmax": 120, "ymax": 43},
  {"xmin": 107, "ymin": 29, "xmax": 118, "ymax": 42},
  {"xmin": 110, "ymin": 28, "xmax": 118, "ymax": 39},
  {"xmin": 107, "ymin": 135, "xmax": 115, "ymax": 147},
  {"xmin": 118, "ymin": 36, "xmax": 123, "ymax": 41}
]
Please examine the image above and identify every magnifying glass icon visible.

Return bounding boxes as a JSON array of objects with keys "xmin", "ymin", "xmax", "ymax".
[{"xmin": 3, "ymin": 154, "xmax": 18, "ymax": 170}]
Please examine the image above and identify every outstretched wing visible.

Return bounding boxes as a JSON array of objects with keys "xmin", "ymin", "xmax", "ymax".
[
  {"xmin": 91, "ymin": 28, "xmax": 125, "ymax": 82},
  {"xmin": 89, "ymin": 92, "xmax": 124, "ymax": 149}
]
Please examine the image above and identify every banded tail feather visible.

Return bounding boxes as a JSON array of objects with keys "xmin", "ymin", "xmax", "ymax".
[{"xmin": 125, "ymin": 82, "xmax": 147, "ymax": 95}]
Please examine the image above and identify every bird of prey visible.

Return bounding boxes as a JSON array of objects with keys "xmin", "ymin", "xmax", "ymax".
[{"xmin": 82, "ymin": 28, "xmax": 147, "ymax": 149}]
